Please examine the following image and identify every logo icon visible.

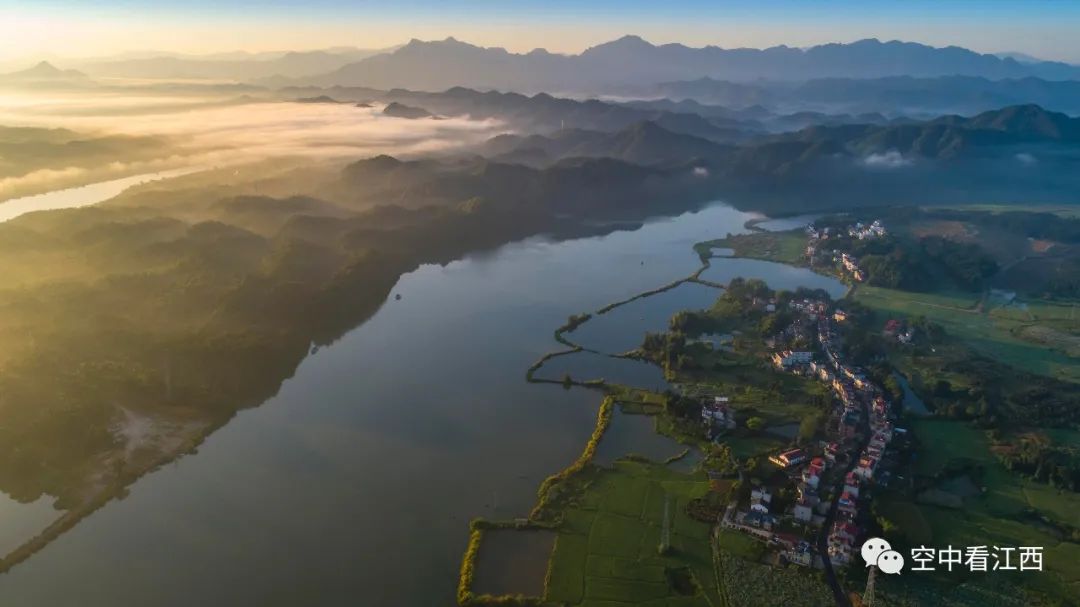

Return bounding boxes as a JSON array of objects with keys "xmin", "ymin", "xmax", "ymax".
[
  {"xmin": 861, "ymin": 537, "xmax": 904, "ymax": 574},
  {"xmin": 877, "ymin": 550, "xmax": 905, "ymax": 574}
]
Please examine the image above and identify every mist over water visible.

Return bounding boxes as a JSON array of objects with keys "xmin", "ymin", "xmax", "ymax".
[{"xmin": 0, "ymin": 91, "xmax": 508, "ymax": 199}]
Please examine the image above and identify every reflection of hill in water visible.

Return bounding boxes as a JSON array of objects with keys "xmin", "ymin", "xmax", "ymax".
[{"xmin": 0, "ymin": 155, "xmax": 727, "ymax": 570}]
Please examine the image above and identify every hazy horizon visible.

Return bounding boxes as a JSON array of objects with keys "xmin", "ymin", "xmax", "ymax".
[{"xmin": 3, "ymin": 0, "xmax": 1080, "ymax": 65}]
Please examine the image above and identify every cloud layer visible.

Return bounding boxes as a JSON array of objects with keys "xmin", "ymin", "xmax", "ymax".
[
  {"xmin": 861, "ymin": 150, "xmax": 911, "ymax": 169},
  {"xmin": 0, "ymin": 91, "xmax": 509, "ymax": 199}
]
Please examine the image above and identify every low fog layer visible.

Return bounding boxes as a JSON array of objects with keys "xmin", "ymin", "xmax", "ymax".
[{"xmin": 0, "ymin": 91, "xmax": 508, "ymax": 200}]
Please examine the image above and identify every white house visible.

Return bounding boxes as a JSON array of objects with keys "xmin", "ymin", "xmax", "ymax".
[{"xmin": 794, "ymin": 500, "xmax": 813, "ymax": 523}]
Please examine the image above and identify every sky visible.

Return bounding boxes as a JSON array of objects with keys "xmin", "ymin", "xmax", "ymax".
[{"xmin": 2, "ymin": 0, "xmax": 1080, "ymax": 64}]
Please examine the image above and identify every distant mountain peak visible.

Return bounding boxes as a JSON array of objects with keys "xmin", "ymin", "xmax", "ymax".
[
  {"xmin": 30, "ymin": 60, "xmax": 61, "ymax": 74},
  {"xmin": 2, "ymin": 60, "xmax": 88, "ymax": 81},
  {"xmin": 583, "ymin": 34, "xmax": 656, "ymax": 55}
]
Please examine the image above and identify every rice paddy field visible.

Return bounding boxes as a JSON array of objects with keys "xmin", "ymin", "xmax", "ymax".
[
  {"xmin": 854, "ymin": 285, "xmax": 1080, "ymax": 383},
  {"xmin": 880, "ymin": 420, "xmax": 1080, "ymax": 602},
  {"xmin": 543, "ymin": 460, "xmax": 721, "ymax": 606}
]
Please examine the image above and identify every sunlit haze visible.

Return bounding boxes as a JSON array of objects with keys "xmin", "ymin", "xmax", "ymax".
[
  {"xmin": 1, "ymin": 3, "xmax": 1079, "ymax": 607},
  {"xmin": 2, "ymin": 0, "xmax": 1080, "ymax": 63}
]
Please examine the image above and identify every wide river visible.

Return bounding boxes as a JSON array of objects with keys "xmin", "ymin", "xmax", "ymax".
[{"xmin": 0, "ymin": 195, "xmax": 843, "ymax": 606}]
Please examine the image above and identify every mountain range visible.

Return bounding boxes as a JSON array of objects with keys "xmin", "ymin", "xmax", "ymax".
[
  {"xmin": 479, "ymin": 104, "xmax": 1080, "ymax": 172},
  {"xmin": 638, "ymin": 75, "xmax": 1080, "ymax": 115},
  {"xmin": 318, "ymin": 102, "xmax": 1080, "ymax": 217},
  {"xmin": 0, "ymin": 61, "xmax": 90, "ymax": 87},
  {"xmin": 278, "ymin": 86, "xmax": 758, "ymax": 141},
  {"xmin": 66, "ymin": 47, "xmax": 394, "ymax": 82},
  {"xmin": 299, "ymin": 36, "xmax": 1080, "ymax": 92}
]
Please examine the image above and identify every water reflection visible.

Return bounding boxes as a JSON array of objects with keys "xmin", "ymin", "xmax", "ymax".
[
  {"xmin": 0, "ymin": 496, "xmax": 59, "ymax": 556},
  {"xmin": 472, "ymin": 530, "xmax": 555, "ymax": 597},
  {"xmin": 535, "ymin": 351, "xmax": 670, "ymax": 391},
  {"xmin": 570, "ymin": 281, "xmax": 721, "ymax": 354},
  {"xmin": 594, "ymin": 409, "xmax": 684, "ymax": 466},
  {"xmin": 0, "ymin": 202, "xmax": 842, "ymax": 606},
  {"xmin": 0, "ymin": 168, "xmax": 201, "ymax": 223},
  {"xmin": 700, "ymin": 257, "xmax": 846, "ymax": 299}
]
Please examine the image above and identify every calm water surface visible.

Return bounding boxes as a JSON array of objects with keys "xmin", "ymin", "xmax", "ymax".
[
  {"xmin": 0, "ymin": 202, "xmax": 843, "ymax": 606},
  {"xmin": 0, "ymin": 168, "xmax": 200, "ymax": 223},
  {"xmin": 571, "ymin": 281, "xmax": 721, "ymax": 354}
]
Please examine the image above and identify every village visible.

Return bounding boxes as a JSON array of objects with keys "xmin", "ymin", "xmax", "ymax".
[
  {"xmin": 804, "ymin": 219, "xmax": 888, "ymax": 283},
  {"xmin": 699, "ymin": 287, "xmax": 906, "ymax": 572}
]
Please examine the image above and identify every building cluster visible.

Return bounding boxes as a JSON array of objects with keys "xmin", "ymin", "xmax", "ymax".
[
  {"xmin": 847, "ymin": 220, "xmax": 887, "ymax": 240},
  {"xmin": 804, "ymin": 219, "xmax": 886, "ymax": 282},
  {"xmin": 768, "ymin": 448, "xmax": 807, "ymax": 469},
  {"xmin": 745, "ymin": 296, "xmax": 901, "ymax": 569},
  {"xmin": 771, "ymin": 350, "xmax": 812, "ymax": 369},
  {"xmin": 722, "ymin": 441, "xmax": 834, "ymax": 568},
  {"xmin": 815, "ymin": 312, "xmax": 898, "ymax": 567},
  {"xmin": 882, "ymin": 318, "xmax": 915, "ymax": 344},
  {"xmin": 701, "ymin": 396, "xmax": 736, "ymax": 440},
  {"xmin": 838, "ymin": 252, "xmax": 865, "ymax": 282}
]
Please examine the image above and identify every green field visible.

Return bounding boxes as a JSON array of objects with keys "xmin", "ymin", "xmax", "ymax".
[
  {"xmin": 715, "ymin": 550, "xmax": 833, "ymax": 607},
  {"xmin": 694, "ymin": 230, "xmax": 807, "ymax": 266},
  {"xmin": 854, "ymin": 285, "xmax": 1080, "ymax": 383},
  {"xmin": 677, "ymin": 362, "xmax": 830, "ymax": 428},
  {"xmin": 930, "ymin": 204, "xmax": 1080, "ymax": 219},
  {"xmin": 544, "ymin": 460, "xmax": 721, "ymax": 606},
  {"xmin": 714, "ymin": 529, "xmax": 764, "ymax": 561},
  {"xmin": 880, "ymin": 420, "xmax": 1080, "ymax": 602}
]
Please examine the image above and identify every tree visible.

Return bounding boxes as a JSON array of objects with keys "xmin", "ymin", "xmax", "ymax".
[
  {"xmin": 798, "ymin": 411, "xmax": 823, "ymax": 443},
  {"xmin": 746, "ymin": 416, "xmax": 766, "ymax": 431}
]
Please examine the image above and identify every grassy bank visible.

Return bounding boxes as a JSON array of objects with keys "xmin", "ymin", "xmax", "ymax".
[{"xmin": 693, "ymin": 229, "xmax": 807, "ymax": 266}]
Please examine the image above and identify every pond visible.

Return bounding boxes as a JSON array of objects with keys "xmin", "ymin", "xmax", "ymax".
[
  {"xmin": 894, "ymin": 372, "xmax": 933, "ymax": 416},
  {"xmin": 472, "ymin": 529, "xmax": 556, "ymax": 598},
  {"xmin": 569, "ymin": 281, "xmax": 722, "ymax": 354},
  {"xmin": 699, "ymin": 256, "xmax": 847, "ymax": 299},
  {"xmin": 593, "ymin": 409, "xmax": 687, "ymax": 466}
]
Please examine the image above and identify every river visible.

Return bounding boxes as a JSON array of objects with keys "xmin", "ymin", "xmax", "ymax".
[
  {"xmin": 0, "ymin": 199, "xmax": 843, "ymax": 606},
  {"xmin": 0, "ymin": 168, "xmax": 200, "ymax": 223}
]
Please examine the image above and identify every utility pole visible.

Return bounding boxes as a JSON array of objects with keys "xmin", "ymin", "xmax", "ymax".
[{"xmin": 863, "ymin": 564, "xmax": 877, "ymax": 607}]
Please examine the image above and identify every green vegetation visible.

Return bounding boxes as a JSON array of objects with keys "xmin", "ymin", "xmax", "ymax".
[
  {"xmin": 875, "ymin": 419, "xmax": 1080, "ymax": 604},
  {"xmin": 557, "ymin": 314, "xmax": 595, "ymax": 348},
  {"xmin": 855, "ymin": 285, "xmax": 1080, "ymax": 383},
  {"xmin": 459, "ymin": 525, "xmax": 485, "ymax": 605},
  {"xmin": 517, "ymin": 210, "xmax": 1080, "ymax": 607},
  {"xmin": 544, "ymin": 460, "xmax": 720, "ymax": 606},
  {"xmin": 713, "ymin": 529, "xmax": 764, "ymax": 561},
  {"xmin": 694, "ymin": 229, "xmax": 807, "ymax": 265},
  {"xmin": 715, "ymin": 550, "xmax": 833, "ymax": 607},
  {"xmin": 532, "ymin": 397, "xmax": 616, "ymax": 522},
  {"xmin": 0, "ymin": 150, "xmax": 727, "ymax": 568},
  {"xmin": 0, "ymin": 125, "xmax": 180, "ymax": 200},
  {"xmin": 458, "ymin": 520, "xmax": 555, "ymax": 607},
  {"xmin": 638, "ymin": 279, "xmax": 832, "ymax": 439}
]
